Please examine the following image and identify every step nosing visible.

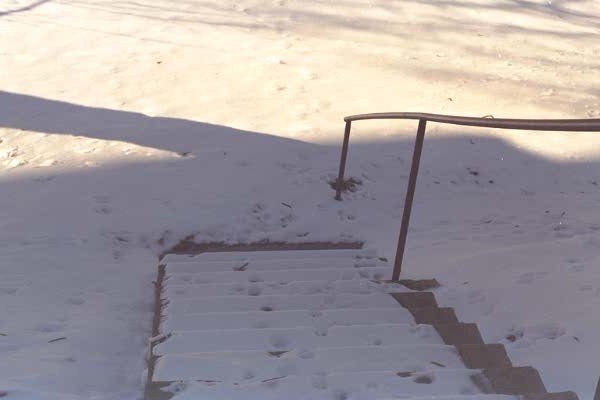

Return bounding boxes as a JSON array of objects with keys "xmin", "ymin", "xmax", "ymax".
[
  {"xmin": 163, "ymin": 292, "xmax": 398, "ymax": 300},
  {"xmin": 154, "ymin": 343, "xmax": 458, "ymax": 356},
  {"xmin": 166, "ymin": 323, "xmax": 421, "ymax": 334},
  {"xmin": 162, "ymin": 306, "xmax": 412, "ymax": 317},
  {"xmin": 165, "ymin": 266, "xmax": 389, "ymax": 275}
]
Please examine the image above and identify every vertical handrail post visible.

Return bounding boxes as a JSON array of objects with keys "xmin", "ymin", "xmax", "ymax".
[
  {"xmin": 335, "ymin": 120, "xmax": 352, "ymax": 200},
  {"xmin": 391, "ymin": 118, "xmax": 427, "ymax": 281}
]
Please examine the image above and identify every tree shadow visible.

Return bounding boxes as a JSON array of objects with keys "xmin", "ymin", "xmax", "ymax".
[
  {"xmin": 0, "ymin": 0, "xmax": 51, "ymax": 16},
  {"xmin": 0, "ymin": 90, "xmax": 310, "ymax": 155},
  {"xmin": 1, "ymin": 91, "xmax": 599, "ymax": 398},
  {"xmin": 1, "ymin": 89, "xmax": 598, "ymax": 250}
]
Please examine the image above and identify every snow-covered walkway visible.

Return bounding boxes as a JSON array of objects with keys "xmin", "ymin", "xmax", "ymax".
[{"xmin": 2, "ymin": 0, "xmax": 599, "ymax": 398}]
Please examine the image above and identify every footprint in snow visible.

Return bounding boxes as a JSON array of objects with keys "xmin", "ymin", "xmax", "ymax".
[
  {"xmin": 0, "ymin": 288, "xmax": 17, "ymax": 295},
  {"xmin": 247, "ymin": 286, "xmax": 262, "ymax": 296},
  {"xmin": 35, "ymin": 322, "xmax": 65, "ymax": 333},
  {"xmin": 38, "ymin": 159, "xmax": 57, "ymax": 167},
  {"xmin": 312, "ymin": 376, "xmax": 327, "ymax": 390},
  {"xmin": 568, "ymin": 264, "xmax": 585, "ymax": 273},
  {"xmin": 252, "ymin": 320, "xmax": 268, "ymax": 329},
  {"xmin": 414, "ymin": 374, "xmax": 434, "ymax": 384},
  {"xmin": 516, "ymin": 271, "xmax": 548, "ymax": 284},
  {"xmin": 66, "ymin": 297, "xmax": 85, "ymax": 306},
  {"xmin": 297, "ymin": 349, "xmax": 315, "ymax": 359},
  {"xmin": 268, "ymin": 334, "xmax": 290, "ymax": 349}
]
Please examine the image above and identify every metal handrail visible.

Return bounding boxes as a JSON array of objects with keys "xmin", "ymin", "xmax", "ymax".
[{"xmin": 334, "ymin": 112, "xmax": 600, "ymax": 281}]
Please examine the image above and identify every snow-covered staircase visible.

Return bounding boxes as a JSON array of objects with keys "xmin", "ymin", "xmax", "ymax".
[{"xmin": 145, "ymin": 248, "xmax": 578, "ymax": 400}]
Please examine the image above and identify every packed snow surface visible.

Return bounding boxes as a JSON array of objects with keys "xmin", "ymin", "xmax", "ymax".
[{"xmin": 1, "ymin": 0, "xmax": 600, "ymax": 399}]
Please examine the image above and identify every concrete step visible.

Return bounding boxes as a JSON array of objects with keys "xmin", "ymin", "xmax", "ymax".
[
  {"xmin": 472, "ymin": 367, "xmax": 547, "ymax": 395},
  {"xmin": 521, "ymin": 392, "xmax": 579, "ymax": 400},
  {"xmin": 163, "ymin": 279, "xmax": 406, "ymax": 298},
  {"xmin": 162, "ymin": 248, "xmax": 376, "ymax": 264},
  {"xmin": 153, "ymin": 344, "xmax": 466, "ymax": 381},
  {"xmin": 165, "ymin": 257, "xmax": 384, "ymax": 274},
  {"xmin": 409, "ymin": 307, "xmax": 459, "ymax": 324},
  {"xmin": 161, "ymin": 307, "xmax": 414, "ymax": 332},
  {"xmin": 153, "ymin": 323, "xmax": 442, "ymax": 355},
  {"xmin": 391, "ymin": 291, "xmax": 439, "ymax": 309},
  {"xmin": 457, "ymin": 344, "xmax": 512, "ymax": 369},
  {"xmin": 380, "ymin": 397, "xmax": 518, "ymax": 400},
  {"xmin": 149, "ymin": 369, "xmax": 483, "ymax": 399},
  {"xmin": 164, "ymin": 266, "xmax": 391, "ymax": 285},
  {"xmin": 164, "ymin": 292, "xmax": 404, "ymax": 315},
  {"xmin": 403, "ymin": 396, "xmax": 576, "ymax": 400},
  {"xmin": 398, "ymin": 279, "xmax": 441, "ymax": 291},
  {"xmin": 434, "ymin": 323, "xmax": 485, "ymax": 345}
]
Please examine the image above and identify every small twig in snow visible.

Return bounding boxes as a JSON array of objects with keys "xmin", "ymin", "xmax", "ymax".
[
  {"xmin": 48, "ymin": 337, "xmax": 67, "ymax": 343},
  {"xmin": 281, "ymin": 202, "xmax": 292, "ymax": 208},
  {"xmin": 234, "ymin": 262, "xmax": 249, "ymax": 271},
  {"xmin": 261, "ymin": 376, "xmax": 287, "ymax": 383},
  {"xmin": 148, "ymin": 333, "xmax": 171, "ymax": 344},
  {"xmin": 267, "ymin": 351, "xmax": 289, "ymax": 358}
]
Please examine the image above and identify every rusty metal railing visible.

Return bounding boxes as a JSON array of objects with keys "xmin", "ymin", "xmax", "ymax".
[{"xmin": 334, "ymin": 112, "xmax": 600, "ymax": 281}]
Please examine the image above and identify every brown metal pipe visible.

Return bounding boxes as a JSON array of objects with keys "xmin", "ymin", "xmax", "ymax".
[
  {"xmin": 335, "ymin": 121, "xmax": 352, "ymax": 201},
  {"xmin": 391, "ymin": 119, "xmax": 427, "ymax": 281},
  {"xmin": 336, "ymin": 112, "xmax": 600, "ymax": 279},
  {"xmin": 345, "ymin": 112, "xmax": 600, "ymax": 132}
]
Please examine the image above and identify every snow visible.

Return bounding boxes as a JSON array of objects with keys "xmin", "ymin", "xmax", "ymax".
[
  {"xmin": 153, "ymin": 344, "xmax": 466, "ymax": 381},
  {"xmin": 165, "ymin": 266, "xmax": 392, "ymax": 285},
  {"xmin": 164, "ymin": 256, "xmax": 382, "ymax": 273},
  {"xmin": 154, "ymin": 370, "xmax": 484, "ymax": 399},
  {"xmin": 160, "ymin": 307, "xmax": 414, "ymax": 331},
  {"xmin": 1, "ymin": 0, "xmax": 600, "ymax": 399}
]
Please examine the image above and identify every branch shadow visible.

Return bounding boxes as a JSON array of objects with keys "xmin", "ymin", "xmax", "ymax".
[{"xmin": 0, "ymin": 0, "xmax": 51, "ymax": 16}]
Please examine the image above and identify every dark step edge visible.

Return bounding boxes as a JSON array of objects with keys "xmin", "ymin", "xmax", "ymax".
[
  {"xmin": 389, "ymin": 291, "xmax": 438, "ymax": 309},
  {"xmin": 456, "ymin": 344, "xmax": 512, "ymax": 369},
  {"xmin": 520, "ymin": 392, "xmax": 580, "ymax": 400},
  {"xmin": 388, "ymin": 284, "xmax": 578, "ymax": 399},
  {"xmin": 409, "ymin": 306, "xmax": 459, "ymax": 324},
  {"xmin": 145, "ymin": 265, "xmax": 168, "ymax": 400},
  {"xmin": 471, "ymin": 366, "xmax": 547, "ymax": 395},
  {"xmin": 145, "ymin": 381, "xmax": 175, "ymax": 400},
  {"xmin": 160, "ymin": 240, "xmax": 364, "ymax": 260},
  {"xmin": 434, "ymin": 323, "xmax": 485, "ymax": 345},
  {"xmin": 398, "ymin": 278, "xmax": 441, "ymax": 291}
]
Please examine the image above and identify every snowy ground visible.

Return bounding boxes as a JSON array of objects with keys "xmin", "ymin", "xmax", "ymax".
[{"xmin": 1, "ymin": 0, "xmax": 600, "ymax": 399}]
